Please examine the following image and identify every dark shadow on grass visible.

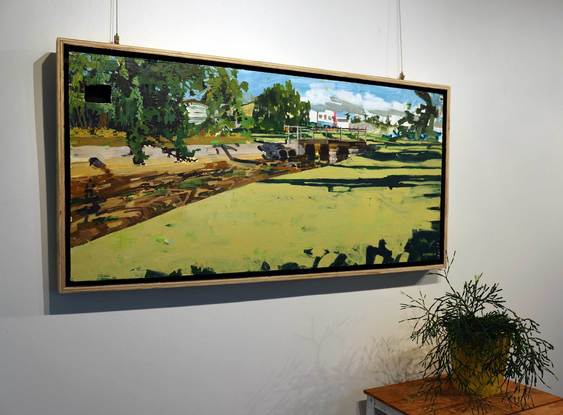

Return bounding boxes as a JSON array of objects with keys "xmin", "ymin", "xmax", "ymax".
[
  {"xmin": 360, "ymin": 150, "xmax": 442, "ymax": 162},
  {"xmin": 376, "ymin": 141, "xmax": 440, "ymax": 148},
  {"xmin": 421, "ymin": 192, "xmax": 441, "ymax": 198},
  {"xmin": 332, "ymin": 164, "xmax": 439, "ymax": 171},
  {"xmin": 261, "ymin": 175, "xmax": 441, "ymax": 191}
]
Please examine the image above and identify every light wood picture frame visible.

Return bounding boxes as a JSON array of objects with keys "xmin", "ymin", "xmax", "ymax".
[{"xmin": 57, "ymin": 38, "xmax": 450, "ymax": 293}]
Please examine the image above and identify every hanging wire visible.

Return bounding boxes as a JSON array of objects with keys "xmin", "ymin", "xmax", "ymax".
[
  {"xmin": 113, "ymin": 0, "xmax": 120, "ymax": 44},
  {"xmin": 397, "ymin": 0, "xmax": 405, "ymax": 80}
]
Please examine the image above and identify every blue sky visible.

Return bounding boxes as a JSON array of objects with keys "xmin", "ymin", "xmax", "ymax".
[{"xmin": 235, "ymin": 68, "xmax": 439, "ymax": 114}]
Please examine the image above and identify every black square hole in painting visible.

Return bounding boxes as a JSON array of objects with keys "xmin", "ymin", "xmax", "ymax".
[{"xmin": 84, "ymin": 84, "xmax": 112, "ymax": 103}]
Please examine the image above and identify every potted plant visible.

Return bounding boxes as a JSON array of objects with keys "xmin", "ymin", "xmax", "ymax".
[{"xmin": 401, "ymin": 253, "xmax": 555, "ymax": 410}]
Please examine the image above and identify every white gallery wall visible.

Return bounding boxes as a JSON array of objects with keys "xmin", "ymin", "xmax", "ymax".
[{"xmin": 0, "ymin": 0, "xmax": 562, "ymax": 414}]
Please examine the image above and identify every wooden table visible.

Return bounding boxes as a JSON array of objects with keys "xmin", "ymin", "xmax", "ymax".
[{"xmin": 364, "ymin": 379, "xmax": 563, "ymax": 414}]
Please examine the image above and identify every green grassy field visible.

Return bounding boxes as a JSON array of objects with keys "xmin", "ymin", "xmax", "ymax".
[{"xmin": 70, "ymin": 148, "xmax": 442, "ymax": 281}]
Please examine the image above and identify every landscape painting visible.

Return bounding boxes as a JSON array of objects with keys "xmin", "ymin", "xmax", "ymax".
[{"xmin": 57, "ymin": 39, "xmax": 449, "ymax": 291}]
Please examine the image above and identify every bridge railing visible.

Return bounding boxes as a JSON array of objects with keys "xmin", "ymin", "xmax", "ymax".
[{"xmin": 284, "ymin": 125, "xmax": 368, "ymax": 143}]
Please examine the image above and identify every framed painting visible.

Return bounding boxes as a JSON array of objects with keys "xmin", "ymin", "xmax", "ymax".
[{"xmin": 56, "ymin": 38, "xmax": 450, "ymax": 292}]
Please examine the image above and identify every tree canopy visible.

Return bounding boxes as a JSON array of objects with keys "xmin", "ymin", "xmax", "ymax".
[
  {"xmin": 252, "ymin": 80, "xmax": 310, "ymax": 132},
  {"xmin": 68, "ymin": 52, "xmax": 251, "ymax": 164}
]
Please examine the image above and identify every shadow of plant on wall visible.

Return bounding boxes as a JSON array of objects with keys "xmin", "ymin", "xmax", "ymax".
[
  {"xmin": 244, "ymin": 319, "xmax": 426, "ymax": 415},
  {"xmin": 369, "ymin": 337, "xmax": 427, "ymax": 385}
]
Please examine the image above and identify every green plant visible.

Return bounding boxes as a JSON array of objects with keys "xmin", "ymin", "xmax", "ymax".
[{"xmin": 401, "ymin": 253, "xmax": 555, "ymax": 411}]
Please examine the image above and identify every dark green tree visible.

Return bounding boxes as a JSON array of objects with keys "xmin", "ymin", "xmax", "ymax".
[
  {"xmin": 200, "ymin": 67, "xmax": 256, "ymax": 162},
  {"xmin": 252, "ymin": 80, "xmax": 310, "ymax": 132},
  {"xmin": 68, "ymin": 52, "xmax": 119, "ymax": 129},
  {"xmin": 202, "ymin": 67, "xmax": 252, "ymax": 135},
  {"xmin": 111, "ymin": 58, "xmax": 208, "ymax": 164},
  {"xmin": 68, "ymin": 53, "xmax": 257, "ymax": 165},
  {"xmin": 395, "ymin": 91, "xmax": 440, "ymax": 141},
  {"xmin": 69, "ymin": 52, "xmax": 210, "ymax": 164}
]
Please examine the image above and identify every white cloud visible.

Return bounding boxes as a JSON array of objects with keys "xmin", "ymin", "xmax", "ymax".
[
  {"xmin": 334, "ymin": 90, "xmax": 363, "ymax": 106},
  {"xmin": 360, "ymin": 92, "xmax": 407, "ymax": 112},
  {"xmin": 302, "ymin": 86, "xmax": 332, "ymax": 105},
  {"xmin": 302, "ymin": 84, "xmax": 407, "ymax": 113}
]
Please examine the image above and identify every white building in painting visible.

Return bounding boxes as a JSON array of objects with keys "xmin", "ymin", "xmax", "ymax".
[
  {"xmin": 335, "ymin": 114, "xmax": 349, "ymax": 129},
  {"xmin": 309, "ymin": 109, "xmax": 336, "ymax": 127},
  {"xmin": 347, "ymin": 112, "xmax": 366, "ymax": 122},
  {"xmin": 370, "ymin": 113, "xmax": 403, "ymax": 126}
]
